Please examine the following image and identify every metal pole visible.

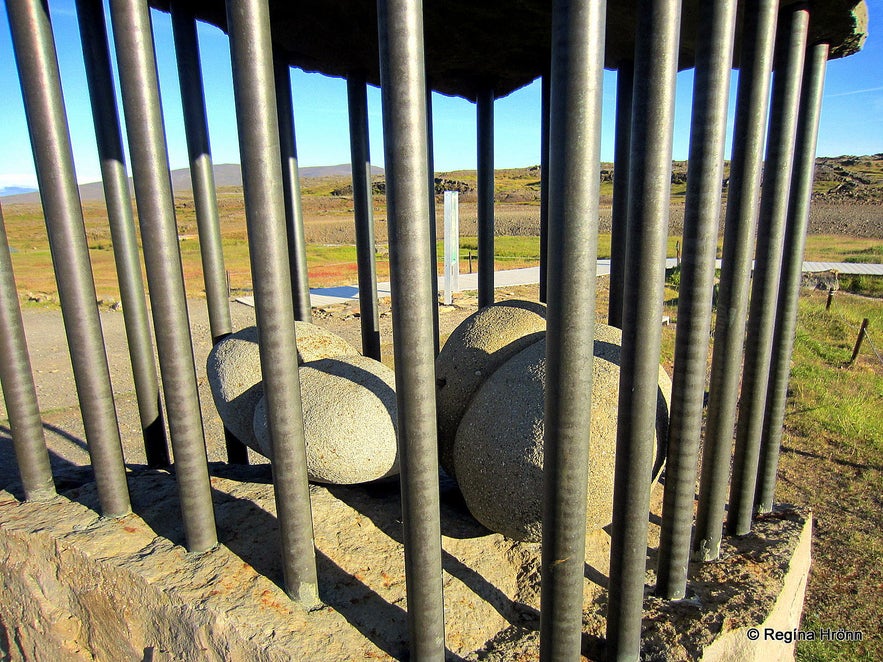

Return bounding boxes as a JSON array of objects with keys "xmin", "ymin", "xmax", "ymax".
[
  {"xmin": 8, "ymin": 0, "xmax": 130, "ymax": 518},
  {"xmin": 225, "ymin": 0, "xmax": 319, "ymax": 607},
  {"xmin": 848, "ymin": 319, "xmax": 870, "ymax": 364},
  {"xmin": 607, "ymin": 0, "xmax": 681, "ymax": 658},
  {"xmin": 728, "ymin": 3, "xmax": 809, "ymax": 537},
  {"xmin": 347, "ymin": 72, "xmax": 382, "ymax": 360},
  {"xmin": 656, "ymin": 0, "xmax": 737, "ymax": 601},
  {"xmin": 539, "ymin": 70, "xmax": 550, "ymax": 304},
  {"xmin": 109, "ymin": 0, "xmax": 216, "ymax": 550},
  {"xmin": 377, "ymin": 0, "xmax": 446, "ymax": 656},
  {"xmin": 609, "ymin": 61, "xmax": 633, "ymax": 330},
  {"xmin": 170, "ymin": 2, "xmax": 248, "ymax": 466},
  {"xmin": 427, "ymin": 86, "xmax": 441, "ymax": 355},
  {"xmin": 171, "ymin": 3, "xmax": 234, "ymax": 341},
  {"xmin": 755, "ymin": 41, "xmax": 829, "ymax": 514},
  {"xmin": 539, "ymin": 0, "xmax": 605, "ymax": 659},
  {"xmin": 693, "ymin": 0, "xmax": 779, "ymax": 562},
  {"xmin": 274, "ymin": 52, "xmax": 313, "ymax": 323},
  {"xmin": 0, "ymin": 203, "xmax": 55, "ymax": 502},
  {"xmin": 75, "ymin": 0, "xmax": 169, "ymax": 469},
  {"xmin": 477, "ymin": 87, "xmax": 495, "ymax": 308}
]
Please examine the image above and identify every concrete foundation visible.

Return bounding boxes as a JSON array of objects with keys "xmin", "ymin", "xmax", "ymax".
[{"xmin": 0, "ymin": 467, "xmax": 811, "ymax": 661}]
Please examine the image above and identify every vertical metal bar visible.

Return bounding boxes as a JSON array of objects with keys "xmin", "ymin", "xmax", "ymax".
[
  {"xmin": 477, "ymin": 88, "xmax": 495, "ymax": 308},
  {"xmin": 727, "ymin": 3, "xmax": 809, "ymax": 537},
  {"xmin": 109, "ymin": 0, "xmax": 216, "ymax": 550},
  {"xmin": 376, "ymin": 0, "xmax": 446, "ymax": 656},
  {"xmin": 607, "ymin": 0, "xmax": 681, "ymax": 657},
  {"xmin": 755, "ymin": 40, "xmax": 829, "ymax": 514},
  {"xmin": 0, "ymin": 203, "xmax": 55, "ymax": 502},
  {"xmin": 225, "ymin": 0, "xmax": 319, "ymax": 606},
  {"xmin": 169, "ymin": 2, "xmax": 248, "ymax": 467},
  {"xmin": 693, "ymin": 0, "xmax": 779, "ymax": 562},
  {"xmin": 426, "ymin": 86, "xmax": 441, "ymax": 355},
  {"xmin": 76, "ymin": 0, "xmax": 169, "ymax": 469},
  {"xmin": 274, "ymin": 52, "xmax": 313, "ymax": 323},
  {"xmin": 8, "ymin": 0, "xmax": 130, "ymax": 518},
  {"xmin": 347, "ymin": 72, "xmax": 382, "ymax": 360},
  {"xmin": 539, "ymin": 70, "xmax": 550, "ymax": 304},
  {"xmin": 539, "ymin": 0, "xmax": 605, "ymax": 659},
  {"xmin": 656, "ymin": 0, "xmax": 737, "ymax": 600},
  {"xmin": 171, "ymin": 3, "xmax": 234, "ymax": 341},
  {"xmin": 608, "ymin": 62, "xmax": 633, "ymax": 329}
]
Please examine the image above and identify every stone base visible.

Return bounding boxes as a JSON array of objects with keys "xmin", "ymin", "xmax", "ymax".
[{"xmin": 0, "ymin": 467, "xmax": 810, "ymax": 661}]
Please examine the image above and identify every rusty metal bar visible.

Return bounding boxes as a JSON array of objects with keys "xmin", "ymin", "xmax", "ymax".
[
  {"xmin": 274, "ymin": 52, "xmax": 313, "ymax": 323},
  {"xmin": 693, "ymin": 0, "xmax": 779, "ymax": 562},
  {"xmin": 656, "ymin": 0, "xmax": 738, "ymax": 600},
  {"xmin": 0, "ymin": 203, "xmax": 55, "ymax": 502},
  {"xmin": 728, "ymin": 3, "xmax": 810, "ymax": 537},
  {"xmin": 377, "ymin": 0, "xmax": 446, "ymax": 655},
  {"xmin": 225, "ymin": 0, "xmax": 319, "ymax": 605},
  {"xmin": 76, "ymin": 0, "xmax": 169, "ymax": 468},
  {"xmin": 477, "ymin": 87, "xmax": 495, "ymax": 308},
  {"xmin": 608, "ymin": 61, "xmax": 633, "ymax": 330},
  {"xmin": 607, "ymin": 0, "xmax": 681, "ymax": 657},
  {"xmin": 8, "ymin": 0, "xmax": 131, "ymax": 518},
  {"xmin": 348, "ymin": 72, "xmax": 382, "ymax": 360},
  {"xmin": 110, "ymin": 0, "xmax": 216, "ymax": 549},
  {"xmin": 755, "ymin": 40, "xmax": 829, "ymax": 514},
  {"xmin": 539, "ymin": 0, "xmax": 605, "ymax": 658}
]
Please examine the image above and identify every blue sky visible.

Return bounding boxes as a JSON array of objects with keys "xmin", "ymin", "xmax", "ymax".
[{"xmin": 1, "ymin": 0, "xmax": 882, "ymax": 191}]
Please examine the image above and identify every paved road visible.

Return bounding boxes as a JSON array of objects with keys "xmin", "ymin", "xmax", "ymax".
[{"xmin": 236, "ymin": 259, "xmax": 883, "ymax": 308}]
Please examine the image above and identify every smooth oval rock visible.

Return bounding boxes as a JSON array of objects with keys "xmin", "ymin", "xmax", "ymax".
[
  {"xmin": 435, "ymin": 300, "xmax": 547, "ymax": 478},
  {"xmin": 253, "ymin": 355, "xmax": 399, "ymax": 484},
  {"xmin": 206, "ymin": 324, "xmax": 360, "ymax": 449},
  {"xmin": 453, "ymin": 324, "xmax": 671, "ymax": 542}
]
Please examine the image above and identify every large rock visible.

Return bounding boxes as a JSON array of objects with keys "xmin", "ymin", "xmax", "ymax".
[
  {"xmin": 453, "ymin": 324, "xmax": 671, "ymax": 542},
  {"xmin": 435, "ymin": 300, "xmax": 546, "ymax": 478},
  {"xmin": 206, "ymin": 324, "xmax": 359, "ymax": 449},
  {"xmin": 253, "ymin": 355, "xmax": 399, "ymax": 484}
]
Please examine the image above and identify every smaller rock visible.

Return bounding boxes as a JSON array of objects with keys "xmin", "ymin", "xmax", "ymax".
[
  {"xmin": 253, "ymin": 355, "xmax": 399, "ymax": 484},
  {"xmin": 206, "ymin": 324, "xmax": 360, "ymax": 449}
]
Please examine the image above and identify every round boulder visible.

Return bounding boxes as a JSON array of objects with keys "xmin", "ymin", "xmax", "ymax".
[
  {"xmin": 206, "ymin": 323, "xmax": 360, "ymax": 450},
  {"xmin": 253, "ymin": 355, "xmax": 399, "ymax": 484},
  {"xmin": 453, "ymin": 324, "xmax": 671, "ymax": 542},
  {"xmin": 435, "ymin": 299, "xmax": 547, "ymax": 478}
]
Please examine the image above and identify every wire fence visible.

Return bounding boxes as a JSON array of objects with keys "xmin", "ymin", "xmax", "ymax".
[
  {"xmin": 850, "ymin": 318, "xmax": 883, "ymax": 367},
  {"xmin": 863, "ymin": 324, "xmax": 883, "ymax": 367}
]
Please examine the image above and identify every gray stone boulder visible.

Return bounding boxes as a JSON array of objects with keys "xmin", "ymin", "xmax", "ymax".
[
  {"xmin": 253, "ymin": 355, "xmax": 399, "ymax": 484},
  {"xmin": 453, "ymin": 324, "xmax": 671, "ymax": 542},
  {"xmin": 206, "ymin": 324, "xmax": 359, "ymax": 449},
  {"xmin": 435, "ymin": 300, "xmax": 546, "ymax": 478}
]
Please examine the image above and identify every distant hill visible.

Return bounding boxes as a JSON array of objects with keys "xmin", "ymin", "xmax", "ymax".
[
  {"xmin": 0, "ymin": 186, "xmax": 38, "ymax": 198},
  {"xmin": 4, "ymin": 155, "xmax": 882, "ymax": 206},
  {"xmin": 1, "ymin": 163, "xmax": 385, "ymax": 204}
]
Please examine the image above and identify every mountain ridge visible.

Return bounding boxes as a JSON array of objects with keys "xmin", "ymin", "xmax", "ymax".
[{"xmin": 0, "ymin": 163, "xmax": 385, "ymax": 204}]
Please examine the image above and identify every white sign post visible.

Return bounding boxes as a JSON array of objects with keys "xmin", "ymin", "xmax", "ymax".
[{"xmin": 443, "ymin": 191, "xmax": 459, "ymax": 305}]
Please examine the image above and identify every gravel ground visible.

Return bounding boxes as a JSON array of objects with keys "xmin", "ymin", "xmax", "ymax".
[{"xmin": 1, "ymin": 281, "xmax": 804, "ymax": 660}]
